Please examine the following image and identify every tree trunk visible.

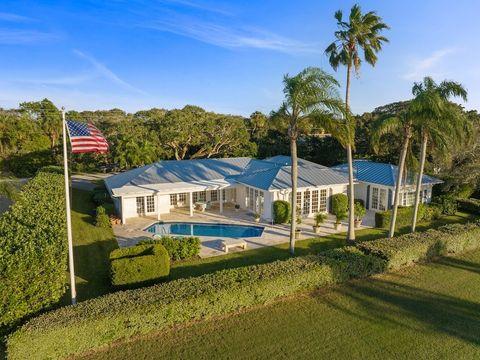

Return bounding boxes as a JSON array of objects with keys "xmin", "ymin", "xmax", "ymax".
[
  {"xmin": 412, "ymin": 133, "xmax": 428, "ymax": 232},
  {"xmin": 345, "ymin": 61, "xmax": 356, "ymax": 243},
  {"xmin": 389, "ymin": 135, "xmax": 410, "ymax": 238},
  {"xmin": 289, "ymin": 137, "xmax": 298, "ymax": 255}
]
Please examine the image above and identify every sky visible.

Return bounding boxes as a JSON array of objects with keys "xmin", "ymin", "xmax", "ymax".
[{"xmin": 0, "ymin": 0, "xmax": 479, "ymax": 116}]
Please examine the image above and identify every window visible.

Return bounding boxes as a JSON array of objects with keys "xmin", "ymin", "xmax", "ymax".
[
  {"xmin": 402, "ymin": 191, "xmax": 416, "ymax": 206},
  {"xmin": 311, "ymin": 190, "xmax": 319, "ymax": 213},
  {"xmin": 146, "ymin": 195, "xmax": 155, "ymax": 213},
  {"xmin": 192, "ymin": 192, "xmax": 198, "ymax": 203},
  {"xmin": 423, "ymin": 189, "xmax": 428, "ymax": 203},
  {"xmin": 379, "ymin": 189, "xmax": 387, "ymax": 211},
  {"xmin": 249, "ymin": 188, "xmax": 254, "ymax": 209},
  {"xmin": 303, "ymin": 190, "xmax": 310, "ymax": 215},
  {"xmin": 210, "ymin": 190, "xmax": 218, "ymax": 202},
  {"xmin": 136, "ymin": 197, "xmax": 145, "ymax": 215},
  {"xmin": 259, "ymin": 191, "xmax": 264, "ymax": 214},
  {"xmin": 372, "ymin": 188, "xmax": 379, "ymax": 210},
  {"xmin": 296, "ymin": 192, "xmax": 302, "ymax": 212},
  {"xmin": 319, "ymin": 189, "xmax": 327, "ymax": 212},
  {"xmin": 178, "ymin": 193, "xmax": 187, "ymax": 204},
  {"xmin": 198, "ymin": 191, "xmax": 206, "ymax": 202},
  {"xmin": 170, "ymin": 194, "xmax": 177, "ymax": 206}
]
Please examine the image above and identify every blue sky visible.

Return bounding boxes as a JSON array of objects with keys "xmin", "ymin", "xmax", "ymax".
[{"xmin": 0, "ymin": 0, "xmax": 478, "ymax": 116}]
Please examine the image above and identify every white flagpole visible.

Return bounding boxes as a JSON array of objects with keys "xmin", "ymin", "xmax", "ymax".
[{"xmin": 62, "ymin": 107, "xmax": 77, "ymax": 305}]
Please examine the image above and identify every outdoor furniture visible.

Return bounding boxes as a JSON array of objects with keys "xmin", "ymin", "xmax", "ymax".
[
  {"xmin": 195, "ymin": 202, "xmax": 207, "ymax": 212},
  {"xmin": 221, "ymin": 239, "xmax": 247, "ymax": 253}
]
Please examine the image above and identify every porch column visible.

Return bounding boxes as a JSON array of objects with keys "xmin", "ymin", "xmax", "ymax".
[
  {"xmin": 120, "ymin": 196, "xmax": 126, "ymax": 225},
  {"xmin": 157, "ymin": 194, "xmax": 161, "ymax": 220},
  {"xmin": 219, "ymin": 188, "xmax": 224, "ymax": 214},
  {"xmin": 143, "ymin": 196, "xmax": 147, "ymax": 216},
  {"xmin": 189, "ymin": 192, "xmax": 193, "ymax": 217}
]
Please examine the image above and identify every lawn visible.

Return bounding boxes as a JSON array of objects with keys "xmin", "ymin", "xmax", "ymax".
[{"xmin": 80, "ymin": 247, "xmax": 480, "ymax": 360}]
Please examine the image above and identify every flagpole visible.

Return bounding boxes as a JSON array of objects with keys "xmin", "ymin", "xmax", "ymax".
[{"xmin": 62, "ymin": 107, "xmax": 77, "ymax": 305}]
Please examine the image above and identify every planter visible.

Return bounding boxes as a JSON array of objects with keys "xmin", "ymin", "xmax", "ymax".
[
  {"xmin": 295, "ymin": 228, "xmax": 302, "ymax": 239},
  {"xmin": 312, "ymin": 225, "xmax": 321, "ymax": 234},
  {"xmin": 354, "ymin": 219, "xmax": 362, "ymax": 228},
  {"xmin": 334, "ymin": 222, "xmax": 342, "ymax": 231},
  {"xmin": 254, "ymin": 218, "xmax": 260, "ymax": 223}
]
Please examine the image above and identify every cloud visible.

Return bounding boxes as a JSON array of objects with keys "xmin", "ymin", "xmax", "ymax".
[
  {"xmin": 0, "ymin": 29, "xmax": 59, "ymax": 44},
  {"xmin": 73, "ymin": 50, "xmax": 146, "ymax": 94},
  {"xmin": 156, "ymin": 0, "xmax": 232, "ymax": 16},
  {"xmin": 145, "ymin": 17, "xmax": 319, "ymax": 54},
  {"xmin": 403, "ymin": 48, "xmax": 455, "ymax": 80},
  {"xmin": 0, "ymin": 12, "xmax": 34, "ymax": 22}
]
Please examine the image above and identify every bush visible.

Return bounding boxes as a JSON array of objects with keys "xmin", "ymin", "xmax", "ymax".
[
  {"xmin": 92, "ymin": 190, "xmax": 110, "ymax": 205},
  {"xmin": 433, "ymin": 195, "xmax": 458, "ymax": 215},
  {"xmin": 273, "ymin": 200, "xmax": 290, "ymax": 224},
  {"xmin": 95, "ymin": 206, "xmax": 111, "ymax": 228},
  {"xmin": 110, "ymin": 244, "xmax": 170, "ymax": 288},
  {"xmin": 0, "ymin": 171, "xmax": 67, "ymax": 329},
  {"xmin": 375, "ymin": 204, "xmax": 434, "ymax": 229},
  {"xmin": 358, "ymin": 222, "xmax": 480, "ymax": 269},
  {"xmin": 38, "ymin": 165, "xmax": 63, "ymax": 174},
  {"xmin": 331, "ymin": 193, "xmax": 348, "ymax": 223},
  {"xmin": 457, "ymin": 198, "xmax": 480, "ymax": 215},
  {"xmin": 140, "ymin": 236, "xmax": 201, "ymax": 261},
  {"xmin": 354, "ymin": 199, "xmax": 366, "ymax": 221}
]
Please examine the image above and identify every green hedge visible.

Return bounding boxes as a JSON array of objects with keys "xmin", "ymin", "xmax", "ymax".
[
  {"xmin": 7, "ymin": 248, "xmax": 384, "ymax": 359},
  {"xmin": 457, "ymin": 198, "xmax": 480, "ymax": 215},
  {"xmin": 0, "ymin": 170, "xmax": 67, "ymax": 329},
  {"xmin": 375, "ymin": 204, "xmax": 431, "ymax": 229},
  {"xmin": 273, "ymin": 200, "xmax": 290, "ymax": 224},
  {"xmin": 331, "ymin": 193, "xmax": 348, "ymax": 218},
  {"xmin": 139, "ymin": 236, "xmax": 201, "ymax": 261},
  {"xmin": 358, "ymin": 222, "xmax": 480, "ymax": 269},
  {"xmin": 95, "ymin": 206, "xmax": 111, "ymax": 228},
  {"xmin": 110, "ymin": 244, "xmax": 170, "ymax": 288},
  {"xmin": 432, "ymin": 195, "xmax": 458, "ymax": 215}
]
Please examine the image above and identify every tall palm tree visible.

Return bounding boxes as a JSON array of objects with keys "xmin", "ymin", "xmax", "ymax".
[
  {"xmin": 275, "ymin": 67, "xmax": 344, "ymax": 254},
  {"xmin": 371, "ymin": 102, "xmax": 416, "ymax": 237},
  {"xmin": 325, "ymin": 4, "xmax": 389, "ymax": 243},
  {"xmin": 410, "ymin": 77, "xmax": 468, "ymax": 232}
]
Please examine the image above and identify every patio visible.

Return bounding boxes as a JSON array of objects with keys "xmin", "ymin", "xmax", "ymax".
[{"xmin": 113, "ymin": 208, "xmax": 376, "ymax": 258}]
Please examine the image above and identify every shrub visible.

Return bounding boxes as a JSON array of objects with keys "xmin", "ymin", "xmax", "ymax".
[
  {"xmin": 38, "ymin": 165, "xmax": 63, "ymax": 174},
  {"xmin": 358, "ymin": 222, "xmax": 480, "ymax": 269},
  {"xmin": 140, "ymin": 236, "xmax": 201, "ymax": 261},
  {"xmin": 92, "ymin": 190, "xmax": 110, "ymax": 205},
  {"xmin": 0, "ymin": 171, "xmax": 67, "ymax": 329},
  {"xmin": 432, "ymin": 195, "xmax": 457, "ymax": 215},
  {"xmin": 354, "ymin": 200, "xmax": 366, "ymax": 221},
  {"xmin": 314, "ymin": 212, "xmax": 327, "ymax": 226},
  {"xmin": 331, "ymin": 193, "xmax": 348, "ymax": 223},
  {"xmin": 110, "ymin": 244, "xmax": 170, "ymax": 288},
  {"xmin": 95, "ymin": 206, "xmax": 111, "ymax": 228},
  {"xmin": 273, "ymin": 200, "xmax": 290, "ymax": 224},
  {"xmin": 375, "ymin": 204, "xmax": 433, "ymax": 229},
  {"xmin": 457, "ymin": 198, "xmax": 480, "ymax": 215}
]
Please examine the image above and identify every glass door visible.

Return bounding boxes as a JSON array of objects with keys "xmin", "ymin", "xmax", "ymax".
[{"xmin": 136, "ymin": 196, "xmax": 145, "ymax": 216}]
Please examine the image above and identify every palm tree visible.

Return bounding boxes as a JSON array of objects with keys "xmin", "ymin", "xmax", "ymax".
[
  {"xmin": 275, "ymin": 67, "xmax": 344, "ymax": 254},
  {"xmin": 410, "ymin": 77, "xmax": 468, "ymax": 232},
  {"xmin": 371, "ymin": 102, "xmax": 416, "ymax": 237},
  {"xmin": 325, "ymin": 4, "xmax": 389, "ymax": 243}
]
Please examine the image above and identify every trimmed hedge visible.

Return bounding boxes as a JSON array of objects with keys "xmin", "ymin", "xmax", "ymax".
[
  {"xmin": 139, "ymin": 236, "xmax": 201, "ymax": 261},
  {"xmin": 110, "ymin": 244, "xmax": 170, "ymax": 288},
  {"xmin": 331, "ymin": 193, "xmax": 348, "ymax": 218},
  {"xmin": 432, "ymin": 195, "xmax": 457, "ymax": 215},
  {"xmin": 273, "ymin": 200, "xmax": 290, "ymax": 224},
  {"xmin": 457, "ymin": 198, "xmax": 480, "ymax": 215},
  {"xmin": 0, "ymin": 170, "xmax": 67, "ymax": 329},
  {"xmin": 8, "ymin": 249, "xmax": 384, "ymax": 359},
  {"xmin": 95, "ymin": 206, "xmax": 111, "ymax": 228},
  {"xmin": 375, "ymin": 204, "xmax": 430, "ymax": 229},
  {"xmin": 358, "ymin": 222, "xmax": 480, "ymax": 269}
]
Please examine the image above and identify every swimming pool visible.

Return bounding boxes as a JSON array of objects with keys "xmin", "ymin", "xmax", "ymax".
[{"xmin": 145, "ymin": 222, "xmax": 264, "ymax": 238}]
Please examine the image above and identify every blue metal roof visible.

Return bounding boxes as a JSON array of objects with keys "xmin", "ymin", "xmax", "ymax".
[{"xmin": 331, "ymin": 160, "xmax": 443, "ymax": 187}]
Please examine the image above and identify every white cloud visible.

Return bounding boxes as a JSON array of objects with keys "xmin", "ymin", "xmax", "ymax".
[
  {"xmin": 403, "ymin": 48, "xmax": 455, "ymax": 80},
  {"xmin": 156, "ymin": 0, "xmax": 232, "ymax": 16},
  {"xmin": 0, "ymin": 29, "xmax": 59, "ymax": 44}
]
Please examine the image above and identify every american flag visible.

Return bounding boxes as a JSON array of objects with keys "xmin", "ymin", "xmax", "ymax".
[{"xmin": 66, "ymin": 120, "xmax": 109, "ymax": 153}]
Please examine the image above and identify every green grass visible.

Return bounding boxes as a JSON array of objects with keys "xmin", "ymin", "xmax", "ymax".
[
  {"xmin": 80, "ymin": 247, "xmax": 480, "ymax": 360},
  {"xmin": 62, "ymin": 188, "xmax": 118, "ymax": 303},
  {"xmin": 169, "ymin": 211, "xmax": 476, "ymax": 280}
]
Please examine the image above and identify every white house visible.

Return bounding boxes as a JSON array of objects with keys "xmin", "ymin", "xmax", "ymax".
[
  {"xmin": 331, "ymin": 160, "xmax": 443, "ymax": 212},
  {"xmin": 104, "ymin": 155, "xmax": 350, "ymax": 224}
]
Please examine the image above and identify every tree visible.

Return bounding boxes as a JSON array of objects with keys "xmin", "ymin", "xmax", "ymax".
[
  {"xmin": 409, "ymin": 77, "xmax": 468, "ymax": 232},
  {"xmin": 20, "ymin": 99, "xmax": 62, "ymax": 149},
  {"xmin": 371, "ymin": 101, "xmax": 416, "ymax": 237},
  {"xmin": 325, "ymin": 3, "xmax": 389, "ymax": 243},
  {"xmin": 274, "ymin": 67, "xmax": 343, "ymax": 254}
]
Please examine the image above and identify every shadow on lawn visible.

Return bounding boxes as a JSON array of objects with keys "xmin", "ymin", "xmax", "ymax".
[{"xmin": 320, "ymin": 257, "xmax": 480, "ymax": 346}]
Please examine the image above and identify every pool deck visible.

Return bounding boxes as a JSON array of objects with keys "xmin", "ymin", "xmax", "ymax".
[{"xmin": 113, "ymin": 208, "xmax": 375, "ymax": 258}]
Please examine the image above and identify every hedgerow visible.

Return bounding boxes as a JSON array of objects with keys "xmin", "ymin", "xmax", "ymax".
[
  {"xmin": 0, "ymin": 169, "xmax": 67, "ymax": 330},
  {"xmin": 110, "ymin": 244, "xmax": 170, "ymax": 288},
  {"xmin": 139, "ymin": 236, "xmax": 201, "ymax": 261},
  {"xmin": 375, "ymin": 204, "xmax": 432, "ymax": 229},
  {"xmin": 457, "ymin": 198, "xmax": 480, "ymax": 215},
  {"xmin": 358, "ymin": 222, "xmax": 480, "ymax": 269}
]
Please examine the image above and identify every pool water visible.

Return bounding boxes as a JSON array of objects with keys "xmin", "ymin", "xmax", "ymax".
[{"xmin": 146, "ymin": 222, "xmax": 264, "ymax": 238}]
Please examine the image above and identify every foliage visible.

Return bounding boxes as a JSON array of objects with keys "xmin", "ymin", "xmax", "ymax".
[
  {"xmin": 110, "ymin": 244, "xmax": 170, "ymax": 288},
  {"xmin": 0, "ymin": 170, "xmax": 67, "ymax": 329},
  {"xmin": 314, "ymin": 212, "xmax": 327, "ymax": 226},
  {"xmin": 92, "ymin": 189, "xmax": 110, "ymax": 206},
  {"xmin": 432, "ymin": 195, "xmax": 458, "ymax": 215},
  {"xmin": 331, "ymin": 193, "xmax": 348, "ymax": 222},
  {"xmin": 273, "ymin": 200, "xmax": 290, "ymax": 224},
  {"xmin": 375, "ymin": 205, "xmax": 433, "ymax": 228},
  {"xmin": 354, "ymin": 200, "xmax": 366, "ymax": 220},
  {"xmin": 457, "ymin": 198, "xmax": 480, "ymax": 215},
  {"xmin": 139, "ymin": 236, "xmax": 201, "ymax": 261},
  {"xmin": 358, "ymin": 222, "xmax": 480, "ymax": 269},
  {"xmin": 95, "ymin": 206, "xmax": 111, "ymax": 228}
]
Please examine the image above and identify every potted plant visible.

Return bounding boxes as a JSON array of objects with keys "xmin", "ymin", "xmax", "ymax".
[
  {"xmin": 234, "ymin": 204, "xmax": 240, "ymax": 212},
  {"xmin": 331, "ymin": 193, "xmax": 348, "ymax": 231},
  {"xmin": 295, "ymin": 207, "xmax": 302, "ymax": 239},
  {"xmin": 354, "ymin": 200, "xmax": 366, "ymax": 228},
  {"xmin": 312, "ymin": 212, "xmax": 327, "ymax": 234},
  {"xmin": 253, "ymin": 212, "xmax": 261, "ymax": 222},
  {"xmin": 334, "ymin": 211, "xmax": 347, "ymax": 231}
]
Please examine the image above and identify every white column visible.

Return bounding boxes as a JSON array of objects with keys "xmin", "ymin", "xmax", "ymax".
[
  {"xmin": 189, "ymin": 192, "xmax": 193, "ymax": 217},
  {"xmin": 143, "ymin": 196, "xmax": 147, "ymax": 216},
  {"xmin": 219, "ymin": 188, "xmax": 224, "ymax": 213},
  {"xmin": 121, "ymin": 196, "xmax": 126, "ymax": 224},
  {"xmin": 157, "ymin": 194, "xmax": 161, "ymax": 220}
]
